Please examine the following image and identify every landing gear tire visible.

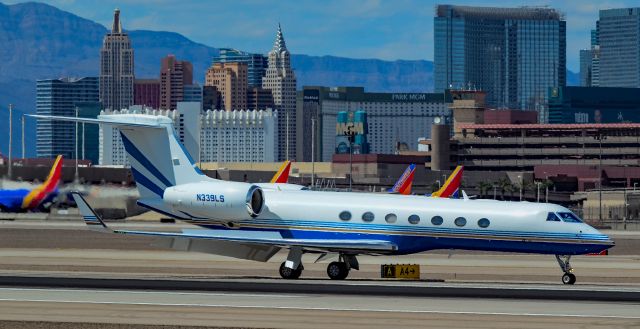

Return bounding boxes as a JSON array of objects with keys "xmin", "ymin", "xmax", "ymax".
[
  {"xmin": 327, "ymin": 261, "xmax": 349, "ymax": 280},
  {"xmin": 562, "ymin": 272, "xmax": 576, "ymax": 285},
  {"xmin": 279, "ymin": 262, "xmax": 303, "ymax": 279}
]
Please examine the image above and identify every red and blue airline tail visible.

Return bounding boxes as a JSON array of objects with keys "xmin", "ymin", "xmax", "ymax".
[
  {"xmin": 431, "ymin": 165, "xmax": 464, "ymax": 198},
  {"xmin": 389, "ymin": 164, "xmax": 416, "ymax": 195},
  {"xmin": 270, "ymin": 161, "xmax": 292, "ymax": 184},
  {"xmin": 21, "ymin": 155, "xmax": 63, "ymax": 210}
]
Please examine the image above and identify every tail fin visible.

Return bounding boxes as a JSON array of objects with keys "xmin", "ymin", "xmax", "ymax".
[
  {"xmin": 29, "ymin": 114, "xmax": 210, "ymax": 200},
  {"xmin": 432, "ymin": 165, "xmax": 464, "ymax": 198},
  {"xmin": 388, "ymin": 164, "xmax": 416, "ymax": 195},
  {"xmin": 270, "ymin": 161, "xmax": 292, "ymax": 183},
  {"xmin": 21, "ymin": 155, "xmax": 63, "ymax": 210},
  {"xmin": 71, "ymin": 192, "xmax": 112, "ymax": 233}
]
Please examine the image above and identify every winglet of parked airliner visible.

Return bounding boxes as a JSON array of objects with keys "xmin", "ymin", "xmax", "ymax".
[
  {"xmin": 270, "ymin": 161, "xmax": 292, "ymax": 184},
  {"xmin": 71, "ymin": 192, "xmax": 112, "ymax": 233},
  {"xmin": 389, "ymin": 164, "xmax": 416, "ymax": 195},
  {"xmin": 431, "ymin": 165, "xmax": 464, "ymax": 198}
]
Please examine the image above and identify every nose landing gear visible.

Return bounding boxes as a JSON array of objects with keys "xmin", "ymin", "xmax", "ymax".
[{"xmin": 555, "ymin": 255, "xmax": 576, "ymax": 285}]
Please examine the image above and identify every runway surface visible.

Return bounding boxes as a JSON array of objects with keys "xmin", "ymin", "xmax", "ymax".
[
  {"xmin": 0, "ymin": 287, "xmax": 639, "ymax": 328},
  {"xmin": 0, "ymin": 220, "xmax": 639, "ymax": 328}
]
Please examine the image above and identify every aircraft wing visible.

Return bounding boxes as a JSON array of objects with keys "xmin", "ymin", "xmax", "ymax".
[
  {"xmin": 115, "ymin": 229, "xmax": 396, "ymax": 252},
  {"xmin": 72, "ymin": 192, "xmax": 396, "ymax": 254}
]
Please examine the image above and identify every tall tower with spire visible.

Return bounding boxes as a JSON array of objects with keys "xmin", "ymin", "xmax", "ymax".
[
  {"xmin": 262, "ymin": 24, "xmax": 297, "ymax": 161},
  {"xmin": 100, "ymin": 8, "xmax": 134, "ymax": 111}
]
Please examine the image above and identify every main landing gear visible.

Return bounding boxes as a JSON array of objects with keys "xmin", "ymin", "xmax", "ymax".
[
  {"xmin": 555, "ymin": 255, "xmax": 576, "ymax": 285},
  {"xmin": 277, "ymin": 251, "xmax": 359, "ymax": 280}
]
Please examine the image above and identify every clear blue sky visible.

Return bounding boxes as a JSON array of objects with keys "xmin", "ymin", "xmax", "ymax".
[{"xmin": 6, "ymin": 0, "xmax": 640, "ymax": 70}]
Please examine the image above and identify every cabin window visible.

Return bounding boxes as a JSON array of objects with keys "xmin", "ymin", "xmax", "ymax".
[
  {"xmin": 454, "ymin": 217, "xmax": 467, "ymax": 227},
  {"xmin": 431, "ymin": 216, "xmax": 444, "ymax": 226},
  {"xmin": 558, "ymin": 212, "xmax": 582, "ymax": 223},
  {"xmin": 546, "ymin": 212, "xmax": 561, "ymax": 222},
  {"xmin": 385, "ymin": 213, "xmax": 397, "ymax": 223},
  {"xmin": 408, "ymin": 214, "xmax": 420, "ymax": 224},
  {"xmin": 339, "ymin": 211, "xmax": 352, "ymax": 221},
  {"xmin": 478, "ymin": 218, "xmax": 490, "ymax": 228},
  {"xmin": 362, "ymin": 212, "xmax": 375, "ymax": 222}
]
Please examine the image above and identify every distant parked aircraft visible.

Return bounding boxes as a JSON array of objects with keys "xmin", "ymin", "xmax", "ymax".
[
  {"xmin": 0, "ymin": 155, "xmax": 62, "ymax": 212},
  {"xmin": 430, "ymin": 165, "xmax": 464, "ymax": 198}
]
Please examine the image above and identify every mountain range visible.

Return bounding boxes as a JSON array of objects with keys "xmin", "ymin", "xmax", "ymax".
[{"xmin": 0, "ymin": 1, "xmax": 578, "ymax": 157}]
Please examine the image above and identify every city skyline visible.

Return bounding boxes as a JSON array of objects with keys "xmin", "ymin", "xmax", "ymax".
[{"xmin": 3, "ymin": 0, "xmax": 639, "ymax": 71}]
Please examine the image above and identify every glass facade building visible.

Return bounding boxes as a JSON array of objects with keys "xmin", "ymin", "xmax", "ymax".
[
  {"xmin": 212, "ymin": 48, "xmax": 268, "ymax": 88},
  {"xmin": 36, "ymin": 77, "xmax": 100, "ymax": 160},
  {"xmin": 548, "ymin": 86, "xmax": 640, "ymax": 124},
  {"xmin": 599, "ymin": 8, "xmax": 640, "ymax": 87},
  {"xmin": 434, "ymin": 5, "xmax": 566, "ymax": 122}
]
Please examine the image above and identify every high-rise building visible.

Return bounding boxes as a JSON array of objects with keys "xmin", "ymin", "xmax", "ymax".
[
  {"xmin": 200, "ymin": 109, "xmax": 278, "ymax": 163},
  {"xmin": 434, "ymin": 5, "xmax": 566, "ymax": 122},
  {"xmin": 247, "ymin": 87, "xmax": 274, "ymax": 110},
  {"xmin": 297, "ymin": 86, "xmax": 450, "ymax": 162},
  {"xmin": 160, "ymin": 55, "xmax": 194, "ymax": 110},
  {"xmin": 203, "ymin": 86, "xmax": 221, "ymax": 110},
  {"xmin": 36, "ymin": 77, "xmax": 99, "ymax": 160},
  {"xmin": 263, "ymin": 24, "xmax": 297, "ymax": 161},
  {"xmin": 580, "ymin": 49, "xmax": 593, "ymax": 87},
  {"xmin": 99, "ymin": 9, "xmax": 134, "ymax": 111},
  {"xmin": 183, "ymin": 84, "xmax": 203, "ymax": 104},
  {"xmin": 599, "ymin": 8, "xmax": 640, "ymax": 87},
  {"xmin": 205, "ymin": 62, "xmax": 248, "ymax": 111},
  {"xmin": 212, "ymin": 48, "xmax": 268, "ymax": 88},
  {"xmin": 581, "ymin": 26, "xmax": 601, "ymax": 87},
  {"xmin": 134, "ymin": 79, "xmax": 160, "ymax": 109}
]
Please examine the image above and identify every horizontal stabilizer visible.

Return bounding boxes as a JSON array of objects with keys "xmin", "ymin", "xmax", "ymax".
[
  {"xmin": 71, "ymin": 192, "xmax": 112, "ymax": 233},
  {"xmin": 27, "ymin": 114, "xmax": 166, "ymax": 128}
]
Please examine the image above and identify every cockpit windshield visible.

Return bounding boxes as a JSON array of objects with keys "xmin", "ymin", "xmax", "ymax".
[
  {"xmin": 546, "ymin": 212, "xmax": 561, "ymax": 222},
  {"xmin": 558, "ymin": 212, "xmax": 583, "ymax": 223}
]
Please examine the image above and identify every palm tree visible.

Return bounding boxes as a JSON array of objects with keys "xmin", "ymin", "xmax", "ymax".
[
  {"xmin": 477, "ymin": 181, "xmax": 493, "ymax": 199},
  {"xmin": 497, "ymin": 178, "xmax": 512, "ymax": 200}
]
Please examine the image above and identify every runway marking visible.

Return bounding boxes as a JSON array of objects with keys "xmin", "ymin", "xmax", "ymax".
[
  {"xmin": 0, "ymin": 287, "xmax": 302, "ymax": 299},
  {"xmin": 0, "ymin": 298, "xmax": 639, "ymax": 320}
]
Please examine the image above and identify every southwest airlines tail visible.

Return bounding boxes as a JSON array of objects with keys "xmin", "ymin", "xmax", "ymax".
[
  {"xmin": 21, "ymin": 155, "xmax": 63, "ymax": 210},
  {"xmin": 30, "ymin": 114, "xmax": 210, "ymax": 202},
  {"xmin": 388, "ymin": 164, "xmax": 416, "ymax": 195},
  {"xmin": 431, "ymin": 165, "xmax": 464, "ymax": 198},
  {"xmin": 270, "ymin": 161, "xmax": 292, "ymax": 183}
]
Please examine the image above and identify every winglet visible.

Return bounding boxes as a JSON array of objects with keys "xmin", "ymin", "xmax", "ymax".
[
  {"xmin": 71, "ymin": 192, "xmax": 112, "ymax": 233},
  {"xmin": 270, "ymin": 161, "xmax": 292, "ymax": 184}
]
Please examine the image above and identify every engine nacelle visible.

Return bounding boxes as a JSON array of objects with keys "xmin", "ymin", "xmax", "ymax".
[{"xmin": 163, "ymin": 181, "xmax": 264, "ymax": 221}]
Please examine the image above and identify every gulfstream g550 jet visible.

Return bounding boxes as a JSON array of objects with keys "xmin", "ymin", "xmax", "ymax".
[{"xmin": 31, "ymin": 114, "xmax": 614, "ymax": 284}]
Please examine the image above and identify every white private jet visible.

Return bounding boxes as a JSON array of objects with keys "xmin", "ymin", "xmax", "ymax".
[{"xmin": 32, "ymin": 114, "xmax": 614, "ymax": 284}]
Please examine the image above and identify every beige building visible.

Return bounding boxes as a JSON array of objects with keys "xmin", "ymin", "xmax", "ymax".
[
  {"xmin": 263, "ymin": 24, "xmax": 297, "ymax": 161},
  {"xmin": 205, "ymin": 62, "xmax": 248, "ymax": 111}
]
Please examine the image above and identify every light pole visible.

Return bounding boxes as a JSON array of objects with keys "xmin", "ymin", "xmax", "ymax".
[
  {"xmin": 634, "ymin": 182, "xmax": 638, "ymax": 192},
  {"xmin": 595, "ymin": 133, "xmax": 606, "ymax": 223},
  {"xmin": 518, "ymin": 175, "xmax": 523, "ymax": 201},
  {"xmin": 74, "ymin": 107, "xmax": 79, "ymax": 183},
  {"xmin": 311, "ymin": 117, "xmax": 316, "ymax": 189},
  {"xmin": 345, "ymin": 125, "xmax": 356, "ymax": 191},
  {"xmin": 536, "ymin": 182, "xmax": 541, "ymax": 203},
  {"xmin": 493, "ymin": 185, "xmax": 497, "ymax": 200},
  {"xmin": 436, "ymin": 180, "xmax": 441, "ymax": 190},
  {"xmin": 7, "ymin": 104, "xmax": 13, "ymax": 180},
  {"xmin": 21, "ymin": 115, "xmax": 25, "ymax": 159}
]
